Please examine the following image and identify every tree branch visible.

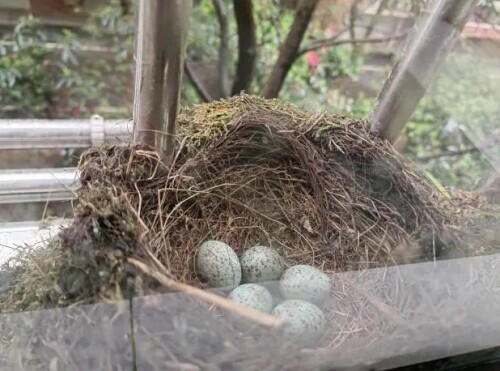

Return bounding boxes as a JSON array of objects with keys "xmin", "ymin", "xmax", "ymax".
[
  {"xmin": 163, "ymin": 0, "xmax": 192, "ymax": 163},
  {"xmin": 184, "ymin": 60, "xmax": 213, "ymax": 102},
  {"xmin": 348, "ymin": 0, "xmax": 361, "ymax": 52},
  {"xmin": 232, "ymin": 0, "xmax": 257, "ymax": 95},
  {"xmin": 212, "ymin": 0, "xmax": 230, "ymax": 98},
  {"xmin": 262, "ymin": 0, "xmax": 320, "ymax": 99},
  {"xmin": 417, "ymin": 135, "xmax": 500, "ymax": 162},
  {"xmin": 363, "ymin": 0, "xmax": 389, "ymax": 38},
  {"xmin": 417, "ymin": 147, "xmax": 480, "ymax": 161},
  {"xmin": 298, "ymin": 32, "xmax": 408, "ymax": 56}
]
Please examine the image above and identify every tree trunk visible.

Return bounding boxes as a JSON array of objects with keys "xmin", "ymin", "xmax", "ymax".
[
  {"xmin": 213, "ymin": 0, "xmax": 230, "ymax": 98},
  {"xmin": 262, "ymin": 0, "xmax": 319, "ymax": 99},
  {"xmin": 232, "ymin": 0, "xmax": 257, "ymax": 95}
]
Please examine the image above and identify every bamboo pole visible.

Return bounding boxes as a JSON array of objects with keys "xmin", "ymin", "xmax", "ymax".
[
  {"xmin": 369, "ymin": 0, "xmax": 478, "ymax": 144},
  {"xmin": 133, "ymin": 0, "xmax": 191, "ymax": 161}
]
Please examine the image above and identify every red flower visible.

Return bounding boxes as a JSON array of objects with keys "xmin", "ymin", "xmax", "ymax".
[{"xmin": 307, "ymin": 51, "xmax": 320, "ymax": 68}]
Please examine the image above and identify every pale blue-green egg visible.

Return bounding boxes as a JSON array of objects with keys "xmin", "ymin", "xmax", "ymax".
[
  {"xmin": 271, "ymin": 299, "xmax": 327, "ymax": 346},
  {"xmin": 279, "ymin": 264, "xmax": 332, "ymax": 307},
  {"xmin": 195, "ymin": 240, "xmax": 241, "ymax": 288},
  {"xmin": 228, "ymin": 283, "xmax": 273, "ymax": 313},
  {"xmin": 240, "ymin": 245, "xmax": 284, "ymax": 283}
]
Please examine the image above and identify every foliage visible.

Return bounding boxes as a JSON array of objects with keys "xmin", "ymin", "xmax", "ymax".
[
  {"xmin": 1, "ymin": 0, "xmax": 498, "ymax": 190},
  {"xmin": 0, "ymin": 1, "xmax": 365, "ymax": 115},
  {"xmin": 187, "ymin": 0, "xmax": 227, "ymax": 62},
  {"xmin": 0, "ymin": 17, "xmax": 81, "ymax": 118},
  {"xmin": 405, "ymin": 52, "xmax": 500, "ymax": 189},
  {"xmin": 280, "ymin": 47, "xmax": 365, "ymax": 114},
  {"xmin": 0, "ymin": 1, "xmax": 134, "ymax": 119}
]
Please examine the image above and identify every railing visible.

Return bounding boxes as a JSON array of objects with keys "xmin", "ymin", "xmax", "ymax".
[
  {"xmin": 0, "ymin": 116, "xmax": 131, "ymax": 204},
  {"xmin": 0, "ymin": 168, "xmax": 78, "ymax": 204},
  {"xmin": 0, "ymin": 116, "xmax": 132, "ymax": 149}
]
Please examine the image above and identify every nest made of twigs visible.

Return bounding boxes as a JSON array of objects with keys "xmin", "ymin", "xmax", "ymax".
[
  {"xmin": 5, "ymin": 95, "xmax": 491, "ymax": 369},
  {"xmin": 76, "ymin": 95, "xmax": 454, "ymax": 286}
]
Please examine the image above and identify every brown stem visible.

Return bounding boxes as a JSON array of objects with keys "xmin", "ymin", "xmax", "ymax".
[
  {"xmin": 232, "ymin": 0, "xmax": 257, "ymax": 95},
  {"xmin": 133, "ymin": 0, "xmax": 168, "ymax": 149},
  {"xmin": 262, "ymin": 0, "xmax": 320, "ymax": 99},
  {"xmin": 162, "ymin": 1, "xmax": 192, "ymax": 163},
  {"xmin": 298, "ymin": 32, "xmax": 408, "ymax": 56},
  {"xmin": 184, "ymin": 60, "xmax": 213, "ymax": 102}
]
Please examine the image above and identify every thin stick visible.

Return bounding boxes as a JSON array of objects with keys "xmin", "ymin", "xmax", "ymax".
[{"xmin": 128, "ymin": 258, "xmax": 283, "ymax": 329}]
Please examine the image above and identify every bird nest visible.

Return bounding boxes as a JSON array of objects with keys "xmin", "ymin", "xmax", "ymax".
[
  {"xmin": 2, "ymin": 94, "xmax": 487, "ymax": 369},
  {"xmin": 72, "ymin": 94, "xmax": 454, "ymax": 286}
]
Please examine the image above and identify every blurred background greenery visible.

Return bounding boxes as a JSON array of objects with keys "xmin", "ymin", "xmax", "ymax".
[{"xmin": 0, "ymin": 0, "xmax": 499, "ymax": 190}]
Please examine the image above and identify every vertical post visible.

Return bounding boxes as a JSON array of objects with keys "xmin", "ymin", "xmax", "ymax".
[
  {"xmin": 369, "ymin": 0, "xmax": 478, "ymax": 144},
  {"xmin": 163, "ymin": 0, "xmax": 192, "ymax": 162},
  {"xmin": 133, "ymin": 0, "xmax": 191, "ymax": 161},
  {"xmin": 133, "ymin": 0, "xmax": 165, "ymax": 149}
]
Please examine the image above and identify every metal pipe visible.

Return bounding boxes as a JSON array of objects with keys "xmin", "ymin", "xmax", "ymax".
[
  {"xmin": 0, "ymin": 168, "xmax": 79, "ymax": 204},
  {"xmin": 0, "ymin": 116, "xmax": 132, "ymax": 149}
]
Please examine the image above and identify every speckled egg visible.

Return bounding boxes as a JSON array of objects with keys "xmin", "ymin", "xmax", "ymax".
[
  {"xmin": 271, "ymin": 299, "xmax": 327, "ymax": 346},
  {"xmin": 240, "ymin": 245, "xmax": 284, "ymax": 283},
  {"xmin": 279, "ymin": 265, "xmax": 332, "ymax": 307},
  {"xmin": 228, "ymin": 284, "xmax": 273, "ymax": 313},
  {"xmin": 195, "ymin": 240, "xmax": 241, "ymax": 288}
]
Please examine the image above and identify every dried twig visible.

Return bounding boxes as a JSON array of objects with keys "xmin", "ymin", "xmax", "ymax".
[
  {"xmin": 128, "ymin": 258, "xmax": 284, "ymax": 329},
  {"xmin": 298, "ymin": 32, "xmax": 408, "ymax": 56}
]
